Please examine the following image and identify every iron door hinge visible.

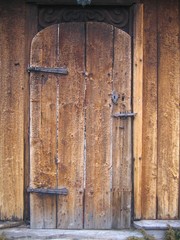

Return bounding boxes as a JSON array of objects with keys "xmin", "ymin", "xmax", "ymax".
[
  {"xmin": 27, "ymin": 187, "xmax": 68, "ymax": 195},
  {"xmin": 27, "ymin": 66, "xmax": 68, "ymax": 75}
]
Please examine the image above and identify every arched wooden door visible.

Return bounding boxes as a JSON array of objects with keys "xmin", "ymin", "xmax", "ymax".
[{"xmin": 29, "ymin": 22, "xmax": 132, "ymax": 229}]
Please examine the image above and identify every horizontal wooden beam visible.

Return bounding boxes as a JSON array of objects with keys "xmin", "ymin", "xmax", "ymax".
[{"xmin": 26, "ymin": 0, "xmax": 140, "ymax": 5}]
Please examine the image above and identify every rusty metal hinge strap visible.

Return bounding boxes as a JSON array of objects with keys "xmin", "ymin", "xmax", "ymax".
[
  {"xmin": 112, "ymin": 112, "xmax": 137, "ymax": 118},
  {"xmin": 27, "ymin": 187, "xmax": 68, "ymax": 195},
  {"xmin": 27, "ymin": 66, "xmax": 68, "ymax": 75}
]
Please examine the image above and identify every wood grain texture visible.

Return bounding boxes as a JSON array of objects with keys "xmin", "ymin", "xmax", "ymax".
[
  {"xmin": 57, "ymin": 23, "xmax": 85, "ymax": 229},
  {"xmin": 141, "ymin": 0, "xmax": 158, "ymax": 219},
  {"xmin": 112, "ymin": 29, "xmax": 132, "ymax": 228},
  {"xmin": 24, "ymin": 3, "xmax": 38, "ymax": 222},
  {"xmin": 84, "ymin": 22, "xmax": 113, "ymax": 229},
  {"xmin": 157, "ymin": 0, "xmax": 180, "ymax": 219},
  {"xmin": 133, "ymin": 4, "xmax": 143, "ymax": 220},
  {"xmin": 0, "ymin": 0, "xmax": 25, "ymax": 220},
  {"xmin": 29, "ymin": 22, "xmax": 133, "ymax": 229},
  {"xmin": 0, "ymin": 0, "xmax": 180, "ymax": 226},
  {"xmin": 30, "ymin": 25, "xmax": 59, "ymax": 228}
]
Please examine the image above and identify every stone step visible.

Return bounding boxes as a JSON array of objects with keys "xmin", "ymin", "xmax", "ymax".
[
  {"xmin": 134, "ymin": 220, "xmax": 180, "ymax": 230},
  {"xmin": 0, "ymin": 227, "xmax": 165, "ymax": 240}
]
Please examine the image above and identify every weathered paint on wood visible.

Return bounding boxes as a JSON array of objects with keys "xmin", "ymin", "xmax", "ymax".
[
  {"xmin": 57, "ymin": 23, "xmax": 85, "ymax": 229},
  {"xmin": 0, "ymin": 0, "xmax": 25, "ymax": 220},
  {"xmin": 112, "ymin": 29, "xmax": 132, "ymax": 228},
  {"xmin": 30, "ymin": 25, "xmax": 58, "ymax": 228},
  {"xmin": 133, "ymin": 4, "xmax": 143, "ymax": 220},
  {"xmin": 141, "ymin": 0, "xmax": 158, "ymax": 219},
  {"xmin": 157, "ymin": 0, "xmax": 179, "ymax": 219},
  {"xmin": 85, "ymin": 22, "xmax": 113, "ymax": 229}
]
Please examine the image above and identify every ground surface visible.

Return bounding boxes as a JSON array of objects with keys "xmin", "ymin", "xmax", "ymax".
[
  {"xmin": 0, "ymin": 227, "xmax": 165, "ymax": 240},
  {"xmin": 2, "ymin": 220, "xmax": 180, "ymax": 240}
]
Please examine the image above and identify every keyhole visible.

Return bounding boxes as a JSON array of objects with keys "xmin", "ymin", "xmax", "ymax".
[{"xmin": 111, "ymin": 91, "xmax": 119, "ymax": 104}]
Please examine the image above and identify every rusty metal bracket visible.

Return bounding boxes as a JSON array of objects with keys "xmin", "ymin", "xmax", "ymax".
[
  {"xmin": 27, "ymin": 66, "xmax": 68, "ymax": 75},
  {"xmin": 27, "ymin": 187, "xmax": 68, "ymax": 195},
  {"xmin": 112, "ymin": 112, "xmax": 137, "ymax": 118}
]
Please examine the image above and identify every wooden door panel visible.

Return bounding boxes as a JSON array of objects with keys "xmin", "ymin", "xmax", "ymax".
[
  {"xmin": 112, "ymin": 29, "xmax": 132, "ymax": 229},
  {"xmin": 85, "ymin": 22, "xmax": 114, "ymax": 229},
  {"xmin": 30, "ymin": 22, "xmax": 132, "ymax": 229},
  {"xmin": 85, "ymin": 23, "xmax": 132, "ymax": 229},
  {"xmin": 57, "ymin": 23, "xmax": 85, "ymax": 229},
  {"xmin": 30, "ymin": 25, "xmax": 58, "ymax": 228}
]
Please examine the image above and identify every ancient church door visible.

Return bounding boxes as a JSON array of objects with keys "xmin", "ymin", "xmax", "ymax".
[{"xmin": 29, "ymin": 22, "xmax": 132, "ymax": 229}]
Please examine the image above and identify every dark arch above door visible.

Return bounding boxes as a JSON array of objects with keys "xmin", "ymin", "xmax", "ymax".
[{"xmin": 38, "ymin": 5, "xmax": 133, "ymax": 34}]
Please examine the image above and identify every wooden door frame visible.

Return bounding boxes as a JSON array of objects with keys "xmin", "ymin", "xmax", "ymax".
[
  {"xmin": 24, "ymin": 2, "xmax": 143, "ymax": 224},
  {"xmin": 26, "ymin": 0, "xmax": 140, "ymax": 5},
  {"xmin": 133, "ymin": 4, "xmax": 143, "ymax": 220}
]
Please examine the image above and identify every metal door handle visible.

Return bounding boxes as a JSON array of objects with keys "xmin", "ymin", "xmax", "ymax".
[{"xmin": 112, "ymin": 112, "xmax": 137, "ymax": 118}]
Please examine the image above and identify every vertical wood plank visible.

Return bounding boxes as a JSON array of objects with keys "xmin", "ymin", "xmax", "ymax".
[
  {"xmin": 141, "ymin": 0, "xmax": 158, "ymax": 219},
  {"xmin": 57, "ymin": 23, "xmax": 85, "ymax": 229},
  {"xmin": 133, "ymin": 4, "xmax": 143, "ymax": 220},
  {"xmin": 179, "ymin": 3, "xmax": 180, "ymax": 220},
  {"xmin": 85, "ymin": 22, "xmax": 113, "ymax": 229},
  {"xmin": 112, "ymin": 30, "xmax": 132, "ymax": 228},
  {"xmin": 30, "ymin": 25, "xmax": 58, "ymax": 228},
  {"xmin": 0, "ymin": 0, "xmax": 25, "ymax": 220},
  {"xmin": 157, "ymin": 0, "xmax": 180, "ymax": 219},
  {"xmin": 24, "ymin": 3, "xmax": 38, "ymax": 222}
]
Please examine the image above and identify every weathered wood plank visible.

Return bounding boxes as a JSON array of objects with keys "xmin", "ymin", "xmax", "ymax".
[
  {"xmin": 24, "ymin": 2, "xmax": 38, "ymax": 222},
  {"xmin": 30, "ymin": 25, "xmax": 59, "ymax": 228},
  {"xmin": 0, "ymin": 0, "xmax": 25, "ymax": 220},
  {"xmin": 133, "ymin": 4, "xmax": 143, "ymax": 220},
  {"xmin": 57, "ymin": 23, "xmax": 85, "ymax": 229},
  {"xmin": 141, "ymin": 0, "xmax": 158, "ymax": 219},
  {"xmin": 157, "ymin": 0, "xmax": 179, "ymax": 219},
  {"xmin": 112, "ymin": 29, "xmax": 132, "ymax": 228},
  {"xmin": 84, "ymin": 22, "xmax": 113, "ymax": 229}
]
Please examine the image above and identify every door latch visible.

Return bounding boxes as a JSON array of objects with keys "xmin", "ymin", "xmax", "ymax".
[{"xmin": 112, "ymin": 112, "xmax": 137, "ymax": 118}]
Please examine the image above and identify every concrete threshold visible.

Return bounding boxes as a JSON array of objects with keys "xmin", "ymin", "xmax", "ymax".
[
  {"xmin": 0, "ymin": 225, "xmax": 165, "ymax": 240},
  {"xmin": 133, "ymin": 220, "xmax": 180, "ymax": 230}
]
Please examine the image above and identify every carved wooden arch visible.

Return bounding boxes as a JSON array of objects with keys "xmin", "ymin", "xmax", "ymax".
[{"xmin": 38, "ymin": 5, "xmax": 133, "ymax": 35}]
